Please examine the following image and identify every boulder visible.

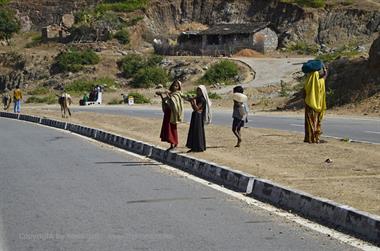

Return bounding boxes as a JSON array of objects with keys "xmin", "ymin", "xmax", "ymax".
[{"xmin": 369, "ymin": 36, "xmax": 380, "ymax": 68}]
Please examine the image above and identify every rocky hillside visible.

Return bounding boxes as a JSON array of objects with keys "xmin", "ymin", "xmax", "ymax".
[
  {"xmin": 10, "ymin": 0, "xmax": 101, "ymax": 31},
  {"xmin": 283, "ymin": 34, "xmax": 380, "ymax": 113},
  {"xmin": 9, "ymin": 0, "xmax": 380, "ymax": 48},
  {"xmin": 146, "ymin": 0, "xmax": 380, "ymax": 48}
]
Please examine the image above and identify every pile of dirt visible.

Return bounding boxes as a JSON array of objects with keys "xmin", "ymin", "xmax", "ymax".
[{"xmin": 233, "ymin": 49, "xmax": 265, "ymax": 58}]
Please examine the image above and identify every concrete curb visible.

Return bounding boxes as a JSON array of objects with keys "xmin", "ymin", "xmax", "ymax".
[{"xmin": 0, "ymin": 112, "xmax": 379, "ymax": 245}]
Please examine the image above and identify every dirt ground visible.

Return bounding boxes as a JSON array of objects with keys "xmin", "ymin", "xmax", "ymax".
[{"xmin": 22, "ymin": 106, "xmax": 380, "ymax": 216}]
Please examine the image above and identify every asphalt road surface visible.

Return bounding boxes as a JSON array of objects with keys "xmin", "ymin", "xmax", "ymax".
[
  {"xmin": 0, "ymin": 118, "xmax": 360, "ymax": 250},
  {"xmin": 72, "ymin": 105, "xmax": 380, "ymax": 144}
]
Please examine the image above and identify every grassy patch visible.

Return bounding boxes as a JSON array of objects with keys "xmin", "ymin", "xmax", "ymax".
[
  {"xmin": 280, "ymin": 0, "xmax": 325, "ymax": 8},
  {"xmin": 53, "ymin": 49, "xmax": 100, "ymax": 73},
  {"xmin": 200, "ymin": 60, "xmax": 239, "ymax": 85},
  {"xmin": 27, "ymin": 86, "xmax": 50, "ymax": 95},
  {"xmin": 26, "ymin": 95, "xmax": 56, "ymax": 104},
  {"xmin": 96, "ymin": 0, "xmax": 149, "ymax": 12},
  {"xmin": 65, "ymin": 78, "xmax": 118, "ymax": 94},
  {"xmin": 127, "ymin": 92, "xmax": 151, "ymax": 104},
  {"xmin": 286, "ymin": 41, "xmax": 319, "ymax": 55},
  {"xmin": 316, "ymin": 45, "xmax": 362, "ymax": 63}
]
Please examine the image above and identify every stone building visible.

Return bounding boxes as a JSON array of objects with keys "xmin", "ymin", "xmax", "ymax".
[
  {"xmin": 41, "ymin": 14, "xmax": 74, "ymax": 42},
  {"xmin": 176, "ymin": 23, "xmax": 278, "ymax": 56}
]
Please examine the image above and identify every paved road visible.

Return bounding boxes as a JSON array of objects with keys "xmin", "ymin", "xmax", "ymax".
[
  {"xmin": 0, "ymin": 118, "xmax": 359, "ymax": 250},
  {"xmin": 71, "ymin": 105, "xmax": 380, "ymax": 144}
]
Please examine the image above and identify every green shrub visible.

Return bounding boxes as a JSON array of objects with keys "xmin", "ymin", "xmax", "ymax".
[
  {"xmin": 28, "ymin": 86, "xmax": 50, "ymax": 95},
  {"xmin": 131, "ymin": 67, "xmax": 169, "ymax": 88},
  {"xmin": 316, "ymin": 45, "xmax": 361, "ymax": 63},
  {"xmin": 127, "ymin": 92, "xmax": 151, "ymax": 104},
  {"xmin": 65, "ymin": 77, "xmax": 118, "ymax": 94},
  {"xmin": 0, "ymin": 8, "xmax": 20, "ymax": 43},
  {"xmin": 200, "ymin": 60, "xmax": 239, "ymax": 85},
  {"xmin": 54, "ymin": 49, "xmax": 100, "ymax": 73},
  {"xmin": 117, "ymin": 54, "xmax": 145, "ymax": 78},
  {"xmin": 117, "ymin": 54, "xmax": 164, "ymax": 78},
  {"xmin": 0, "ymin": 0, "xmax": 10, "ymax": 5},
  {"xmin": 26, "ymin": 95, "xmax": 56, "ymax": 104},
  {"xmin": 96, "ymin": 0, "xmax": 148, "ymax": 12},
  {"xmin": 146, "ymin": 55, "xmax": 163, "ymax": 67},
  {"xmin": 114, "ymin": 29, "xmax": 130, "ymax": 44}
]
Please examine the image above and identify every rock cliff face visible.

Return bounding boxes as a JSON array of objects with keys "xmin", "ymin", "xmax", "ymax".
[
  {"xmin": 145, "ymin": 0, "xmax": 380, "ymax": 47},
  {"xmin": 10, "ymin": 0, "xmax": 101, "ymax": 30},
  {"xmin": 8, "ymin": 0, "xmax": 380, "ymax": 47}
]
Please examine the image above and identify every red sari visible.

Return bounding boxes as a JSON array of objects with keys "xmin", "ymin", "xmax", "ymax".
[{"xmin": 160, "ymin": 106, "xmax": 178, "ymax": 145}]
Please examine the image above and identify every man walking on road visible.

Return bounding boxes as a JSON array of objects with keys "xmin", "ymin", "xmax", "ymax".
[{"xmin": 13, "ymin": 85, "xmax": 23, "ymax": 113}]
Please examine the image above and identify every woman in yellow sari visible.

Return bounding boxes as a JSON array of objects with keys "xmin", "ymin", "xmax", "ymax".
[{"xmin": 304, "ymin": 67, "xmax": 327, "ymax": 143}]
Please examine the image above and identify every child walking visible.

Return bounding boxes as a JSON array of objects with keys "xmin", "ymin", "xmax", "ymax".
[{"xmin": 232, "ymin": 86, "xmax": 248, "ymax": 147}]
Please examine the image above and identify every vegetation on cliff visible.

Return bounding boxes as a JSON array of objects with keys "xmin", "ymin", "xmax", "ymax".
[
  {"xmin": 53, "ymin": 49, "xmax": 100, "ymax": 73},
  {"xmin": 0, "ymin": 4, "xmax": 20, "ymax": 44},
  {"xmin": 96, "ymin": 0, "xmax": 149, "ymax": 12},
  {"xmin": 117, "ymin": 54, "xmax": 169, "ymax": 88}
]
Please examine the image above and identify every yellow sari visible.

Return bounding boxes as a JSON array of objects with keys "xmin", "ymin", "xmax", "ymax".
[{"xmin": 304, "ymin": 71, "xmax": 326, "ymax": 143}]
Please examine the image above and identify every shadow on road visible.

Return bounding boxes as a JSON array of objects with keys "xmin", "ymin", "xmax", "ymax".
[{"xmin": 95, "ymin": 161, "xmax": 161, "ymax": 167}]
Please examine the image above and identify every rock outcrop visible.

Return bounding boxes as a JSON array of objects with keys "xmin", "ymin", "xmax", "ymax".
[
  {"xmin": 8, "ymin": 0, "xmax": 380, "ymax": 47},
  {"xmin": 285, "ymin": 35, "xmax": 380, "ymax": 109},
  {"xmin": 9, "ymin": 0, "xmax": 101, "ymax": 31},
  {"xmin": 145, "ymin": 0, "xmax": 380, "ymax": 47},
  {"xmin": 369, "ymin": 35, "xmax": 380, "ymax": 68}
]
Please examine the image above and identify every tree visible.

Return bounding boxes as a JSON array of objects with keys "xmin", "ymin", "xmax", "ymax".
[{"xmin": 0, "ymin": 8, "xmax": 20, "ymax": 44}]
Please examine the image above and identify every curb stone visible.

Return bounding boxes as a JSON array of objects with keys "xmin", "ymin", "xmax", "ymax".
[{"xmin": 0, "ymin": 112, "xmax": 379, "ymax": 245}]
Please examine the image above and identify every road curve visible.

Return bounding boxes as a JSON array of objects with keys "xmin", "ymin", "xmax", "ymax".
[{"xmin": 0, "ymin": 118, "xmax": 358, "ymax": 250}]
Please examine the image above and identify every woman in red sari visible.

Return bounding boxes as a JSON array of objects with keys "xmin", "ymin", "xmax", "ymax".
[{"xmin": 157, "ymin": 80, "xmax": 184, "ymax": 150}]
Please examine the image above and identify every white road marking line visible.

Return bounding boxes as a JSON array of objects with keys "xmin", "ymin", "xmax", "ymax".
[
  {"xmin": 290, "ymin": 124, "xmax": 303, "ymax": 127},
  {"xmin": 0, "ymin": 214, "xmax": 8, "ymax": 251},
  {"xmin": 365, "ymin": 131, "xmax": 380, "ymax": 135},
  {"xmin": 96, "ymin": 143, "xmax": 378, "ymax": 251},
  {"xmin": 10, "ymin": 119, "xmax": 380, "ymax": 250}
]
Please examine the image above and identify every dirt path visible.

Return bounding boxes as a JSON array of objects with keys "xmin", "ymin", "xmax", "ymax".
[
  {"xmin": 23, "ymin": 107, "xmax": 380, "ymax": 216},
  {"xmin": 234, "ymin": 57, "xmax": 311, "ymax": 87}
]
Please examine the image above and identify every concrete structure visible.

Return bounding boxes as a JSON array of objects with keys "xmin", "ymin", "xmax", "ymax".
[{"xmin": 176, "ymin": 23, "xmax": 278, "ymax": 56}]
